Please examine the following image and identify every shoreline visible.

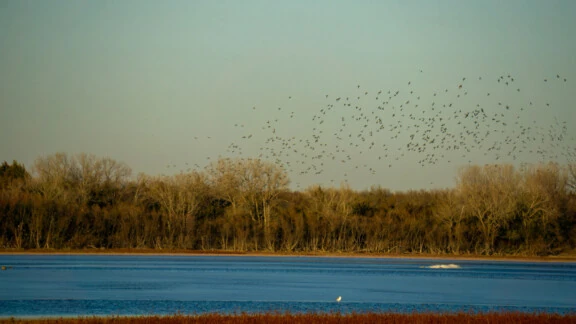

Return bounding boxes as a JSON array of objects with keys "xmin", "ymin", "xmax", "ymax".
[
  {"xmin": 1, "ymin": 248, "xmax": 576, "ymax": 262},
  {"xmin": 2, "ymin": 312, "xmax": 576, "ymax": 324}
]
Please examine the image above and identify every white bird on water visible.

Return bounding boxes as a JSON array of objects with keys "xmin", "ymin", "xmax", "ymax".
[{"xmin": 336, "ymin": 296, "xmax": 342, "ymax": 302}]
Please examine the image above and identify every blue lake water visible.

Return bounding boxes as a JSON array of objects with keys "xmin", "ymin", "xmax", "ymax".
[{"xmin": 1, "ymin": 254, "xmax": 575, "ymax": 318}]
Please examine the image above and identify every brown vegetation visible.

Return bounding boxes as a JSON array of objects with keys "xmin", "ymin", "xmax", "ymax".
[
  {"xmin": 1, "ymin": 153, "xmax": 576, "ymax": 256},
  {"xmin": 2, "ymin": 312, "xmax": 576, "ymax": 324}
]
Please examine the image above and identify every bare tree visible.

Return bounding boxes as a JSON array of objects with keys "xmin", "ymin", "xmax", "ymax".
[
  {"xmin": 205, "ymin": 158, "xmax": 243, "ymax": 215},
  {"xmin": 563, "ymin": 146, "xmax": 576, "ymax": 192},
  {"xmin": 98, "ymin": 157, "xmax": 132, "ymax": 186},
  {"xmin": 75, "ymin": 153, "xmax": 101, "ymax": 205},
  {"xmin": 455, "ymin": 164, "xmax": 520, "ymax": 254},
  {"xmin": 205, "ymin": 158, "xmax": 289, "ymax": 250},
  {"xmin": 434, "ymin": 189, "xmax": 466, "ymax": 254},
  {"xmin": 32, "ymin": 152, "xmax": 74, "ymax": 202},
  {"xmin": 568, "ymin": 164, "xmax": 576, "ymax": 192},
  {"xmin": 33, "ymin": 152, "xmax": 131, "ymax": 205},
  {"xmin": 303, "ymin": 183, "xmax": 355, "ymax": 251},
  {"xmin": 146, "ymin": 171, "xmax": 209, "ymax": 248},
  {"xmin": 518, "ymin": 163, "xmax": 567, "ymax": 253}
]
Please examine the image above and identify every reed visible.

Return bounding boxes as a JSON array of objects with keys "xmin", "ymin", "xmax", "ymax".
[{"xmin": 3, "ymin": 312, "xmax": 576, "ymax": 324}]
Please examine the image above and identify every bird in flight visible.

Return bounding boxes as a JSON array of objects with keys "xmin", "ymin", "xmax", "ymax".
[{"xmin": 336, "ymin": 296, "xmax": 342, "ymax": 302}]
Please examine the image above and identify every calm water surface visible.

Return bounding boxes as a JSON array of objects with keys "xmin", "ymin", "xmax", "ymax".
[{"xmin": 1, "ymin": 255, "xmax": 575, "ymax": 317}]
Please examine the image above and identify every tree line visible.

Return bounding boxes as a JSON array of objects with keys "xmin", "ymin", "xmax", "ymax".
[{"xmin": 1, "ymin": 153, "xmax": 575, "ymax": 256}]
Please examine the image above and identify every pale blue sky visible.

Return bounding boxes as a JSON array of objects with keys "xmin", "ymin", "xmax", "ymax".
[{"xmin": 1, "ymin": 0, "xmax": 575, "ymax": 190}]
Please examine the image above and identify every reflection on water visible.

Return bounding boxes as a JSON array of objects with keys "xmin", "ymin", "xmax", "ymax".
[{"xmin": 1, "ymin": 255, "xmax": 575, "ymax": 317}]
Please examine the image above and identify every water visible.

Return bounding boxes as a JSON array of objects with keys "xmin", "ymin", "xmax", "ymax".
[{"xmin": 1, "ymin": 254, "xmax": 575, "ymax": 318}]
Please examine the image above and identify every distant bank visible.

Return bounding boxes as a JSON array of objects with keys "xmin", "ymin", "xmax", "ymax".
[{"xmin": 1, "ymin": 248, "xmax": 576, "ymax": 263}]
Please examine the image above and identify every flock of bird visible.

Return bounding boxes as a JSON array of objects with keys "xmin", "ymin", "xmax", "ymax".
[{"xmin": 176, "ymin": 72, "xmax": 573, "ymax": 189}]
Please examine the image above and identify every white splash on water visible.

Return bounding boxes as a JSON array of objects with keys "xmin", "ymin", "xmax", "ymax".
[{"xmin": 421, "ymin": 264, "xmax": 461, "ymax": 269}]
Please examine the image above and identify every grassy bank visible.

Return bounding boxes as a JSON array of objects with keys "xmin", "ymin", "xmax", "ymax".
[{"xmin": 3, "ymin": 312, "xmax": 576, "ymax": 324}]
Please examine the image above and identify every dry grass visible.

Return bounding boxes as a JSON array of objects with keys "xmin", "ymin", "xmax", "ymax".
[{"xmin": 2, "ymin": 312, "xmax": 576, "ymax": 324}]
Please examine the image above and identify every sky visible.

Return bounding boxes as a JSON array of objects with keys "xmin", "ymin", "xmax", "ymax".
[{"xmin": 1, "ymin": 0, "xmax": 575, "ymax": 191}]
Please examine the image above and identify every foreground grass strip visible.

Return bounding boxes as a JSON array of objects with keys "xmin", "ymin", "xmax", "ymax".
[{"xmin": 3, "ymin": 312, "xmax": 576, "ymax": 324}]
